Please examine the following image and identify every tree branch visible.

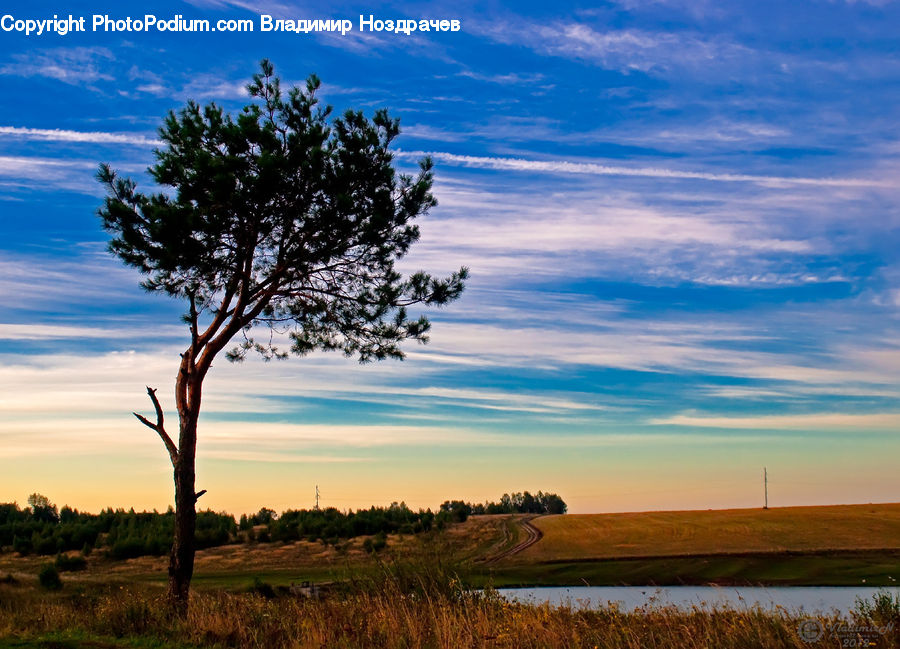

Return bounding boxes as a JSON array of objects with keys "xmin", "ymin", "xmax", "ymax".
[
  {"xmin": 196, "ymin": 276, "xmax": 240, "ymax": 349},
  {"xmin": 133, "ymin": 386, "xmax": 179, "ymax": 467},
  {"xmin": 188, "ymin": 291, "xmax": 200, "ymax": 355}
]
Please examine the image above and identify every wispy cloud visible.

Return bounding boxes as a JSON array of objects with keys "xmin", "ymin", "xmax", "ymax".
[
  {"xmin": 0, "ymin": 155, "xmax": 104, "ymax": 195},
  {"xmin": 0, "ymin": 155, "xmax": 95, "ymax": 175},
  {"xmin": 402, "ymin": 174, "xmax": 861, "ymax": 290},
  {"xmin": 183, "ymin": 0, "xmax": 303, "ymax": 18},
  {"xmin": 0, "ymin": 407, "xmax": 785, "ymax": 461},
  {"xmin": 401, "ymin": 124, "xmax": 469, "ymax": 143},
  {"xmin": 652, "ymin": 411, "xmax": 900, "ymax": 430},
  {"xmin": 178, "ymin": 75, "xmax": 250, "ymax": 100},
  {"xmin": 6, "ymin": 128, "xmax": 884, "ymax": 188},
  {"xmin": 202, "ymin": 450, "xmax": 368, "ymax": 463},
  {"xmin": 0, "ymin": 154, "xmax": 147, "ymax": 195},
  {"xmin": 0, "ymin": 323, "xmax": 183, "ymax": 341},
  {"xmin": 457, "ymin": 70, "xmax": 545, "ymax": 85},
  {"xmin": 0, "ymin": 126, "xmax": 159, "ymax": 146},
  {"xmin": 841, "ymin": 0, "xmax": 897, "ymax": 6},
  {"xmin": 0, "ymin": 47, "xmax": 114, "ymax": 85},
  {"xmin": 398, "ymin": 150, "xmax": 892, "ymax": 188},
  {"xmin": 0, "ymin": 253, "xmax": 144, "ymax": 310},
  {"xmin": 474, "ymin": 20, "xmax": 750, "ymax": 75}
]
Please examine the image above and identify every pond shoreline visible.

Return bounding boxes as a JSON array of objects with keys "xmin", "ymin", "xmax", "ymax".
[
  {"xmin": 497, "ymin": 585, "xmax": 900, "ymax": 616},
  {"xmin": 476, "ymin": 548, "xmax": 900, "ymax": 588}
]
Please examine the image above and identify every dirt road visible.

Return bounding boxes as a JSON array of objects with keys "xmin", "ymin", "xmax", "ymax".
[{"xmin": 482, "ymin": 516, "xmax": 543, "ymax": 564}]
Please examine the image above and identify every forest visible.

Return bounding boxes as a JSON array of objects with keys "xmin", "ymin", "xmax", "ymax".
[{"xmin": 0, "ymin": 491, "xmax": 566, "ymax": 559}]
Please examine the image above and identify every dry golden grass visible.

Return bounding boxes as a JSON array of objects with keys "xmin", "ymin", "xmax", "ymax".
[
  {"xmin": 519, "ymin": 503, "xmax": 900, "ymax": 562},
  {"xmin": 3, "ymin": 578, "xmax": 896, "ymax": 649},
  {"xmin": 3, "ymin": 534, "xmax": 900, "ymax": 648},
  {"xmin": 0, "ymin": 517, "xmax": 507, "ymax": 589}
]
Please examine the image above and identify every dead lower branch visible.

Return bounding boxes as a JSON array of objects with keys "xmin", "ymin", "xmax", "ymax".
[{"xmin": 134, "ymin": 386, "xmax": 179, "ymax": 466}]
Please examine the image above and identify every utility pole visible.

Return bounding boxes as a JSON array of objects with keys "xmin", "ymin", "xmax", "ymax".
[
  {"xmin": 763, "ymin": 467, "xmax": 768, "ymax": 510},
  {"xmin": 315, "ymin": 485, "xmax": 320, "ymax": 511}
]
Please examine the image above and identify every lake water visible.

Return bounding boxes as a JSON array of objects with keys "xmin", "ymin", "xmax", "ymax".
[{"xmin": 497, "ymin": 586, "xmax": 900, "ymax": 616}]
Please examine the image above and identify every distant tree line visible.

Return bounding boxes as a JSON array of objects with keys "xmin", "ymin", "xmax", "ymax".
[
  {"xmin": 0, "ymin": 494, "xmax": 234, "ymax": 559},
  {"xmin": 246, "ymin": 502, "xmax": 445, "ymax": 546},
  {"xmin": 0, "ymin": 491, "xmax": 566, "ymax": 559},
  {"xmin": 439, "ymin": 491, "xmax": 567, "ymax": 522}
]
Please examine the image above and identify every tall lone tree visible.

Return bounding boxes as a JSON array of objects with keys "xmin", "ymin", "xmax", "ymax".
[{"xmin": 97, "ymin": 60, "xmax": 467, "ymax": 608}]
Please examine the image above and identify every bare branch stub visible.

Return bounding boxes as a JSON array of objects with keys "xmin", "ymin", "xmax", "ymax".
[{"xmin": 133, "ymin": 386, "xmax": 179, "ymax": 466}]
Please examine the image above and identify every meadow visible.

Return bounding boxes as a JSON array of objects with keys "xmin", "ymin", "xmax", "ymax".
[
  {"xmin": 3, "ymin": 504, "xmax": 900, "ymax": 647},
  {"xmin": 2, "ymin": 562, "xmax": 900, "ymax": 649},
  {"xmin": 4, "ymin": 504, "xmax": 900, "ymax": 591},
  {"xmin": 483, "ymin": 503, "xmax": 900, "ymax": 587},
  {"xmin": 519, "ymin": 504, "xmax": 900, "ymax": 561}
]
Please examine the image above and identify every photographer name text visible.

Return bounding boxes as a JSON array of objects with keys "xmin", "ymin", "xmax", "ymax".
[{"xmin": 1, "ymin": 14, "xmax": 461, "ymax": 37}]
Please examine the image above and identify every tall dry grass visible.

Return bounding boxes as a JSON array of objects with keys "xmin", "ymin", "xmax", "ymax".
[{"xmin": 2, "ymin": 563, "xmax": 899, "ymax": 649}]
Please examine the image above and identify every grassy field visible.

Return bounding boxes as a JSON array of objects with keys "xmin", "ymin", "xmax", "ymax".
[
  {"xmin": 4, "ymin": 506, "xmax": 900, "ymax": 647},
  {"xmin": 3, "ymin": 504, "xmax": 900, "ymax": 592},
  {"xmin": 463, "ymin": 503, "xmax": 900, "ymax": 587},
  {"xmin": 479, "ymin": 550, "xmax": 900, "ymax": 587},
  {"xmin": 518, "ymin": 503, "xmax": 900, "ymax": 562},
  {"xmin": 0, "ymin": 515, "xmax": 508, "ymax": 592},
  {"xmin": 3, "ymin": 574, "xmax": 899, "ymax": 649}
]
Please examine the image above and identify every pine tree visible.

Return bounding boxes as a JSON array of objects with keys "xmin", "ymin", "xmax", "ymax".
[{"xmin": 97, "ymin": 59, "xmax": 467, "ymax": 609}]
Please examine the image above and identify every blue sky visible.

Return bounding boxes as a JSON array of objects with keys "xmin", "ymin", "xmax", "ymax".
[{"xmin": 1, "ymin": 0, "xmax": 900, "ymax": 514}]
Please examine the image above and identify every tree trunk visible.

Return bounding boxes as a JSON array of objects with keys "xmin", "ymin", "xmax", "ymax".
[
  {"xmin": 167, "ymin": 443, "xmax": 196, "ymax": 608},
  {"xmin": 167, "ymin": 356, "xmax": 201, "ymax": 612}
]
